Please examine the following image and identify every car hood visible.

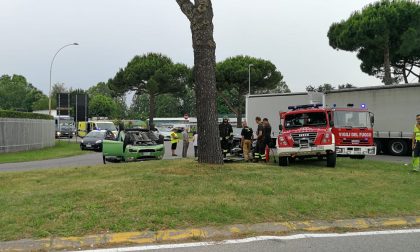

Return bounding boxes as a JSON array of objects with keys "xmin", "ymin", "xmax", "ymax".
[{"xmin": 83, "ymin": 137, "xmax": 102, "ymax": 144}]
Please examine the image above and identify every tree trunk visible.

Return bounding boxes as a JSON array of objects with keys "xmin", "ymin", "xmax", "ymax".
[
  {"xmin": 149, "ymin": 93, "xmax": 156, "ymax": 127},
  {"xmin": 403, "ymin": 63, "xmax": 409, "ymax": 84},
  {"xmin": 176, "ymin": 0, "xmax": 223, "ymax": 164},
  {"xmin": 383, "ymin": 42, "xmax": 393, "ymax": 85},
  {"xmin": 236, "ymin": 107, "xmax": 242, "ymax": 128}
]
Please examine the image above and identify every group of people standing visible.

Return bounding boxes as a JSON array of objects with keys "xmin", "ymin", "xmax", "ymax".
[
  {"xmin": 169, "ymin": 116, "xmax": 273, "ymax": 161},
  {"xmin": 170, "ymin": 127, "xmax": 198, "ymax": 158},
  {"xmin": 241, "ymin": 116, "xmax": 272, "ymax": 162}
]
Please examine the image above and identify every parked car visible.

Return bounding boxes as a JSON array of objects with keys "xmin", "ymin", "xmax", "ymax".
[
  {"xmin": 80, "ymin": 130, "xmax": 115, "ymax": 151},
  {"xmin": 156, "ymin": 126, "xmax": 172, "ymax": 141},
  {"xmin": 102, "ymin": 128, "xmax": 165, "ymax": 163}
]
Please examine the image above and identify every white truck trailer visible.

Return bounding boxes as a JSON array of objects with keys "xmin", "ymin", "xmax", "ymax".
[{"xmin": 246, "ymin": 83, "xmax": 420, "ymax": 156}]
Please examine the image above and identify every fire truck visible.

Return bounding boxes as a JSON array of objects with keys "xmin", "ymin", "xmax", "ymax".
[{"xmin": 277, "ymin": 103, "xmax": 376, "ymax": 167}]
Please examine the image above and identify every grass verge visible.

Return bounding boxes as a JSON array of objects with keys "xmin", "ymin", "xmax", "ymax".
[
  {"xmin": 0, "ymin": 141, "xmax": 86, "ymax": 164},
  {"xmin": 0, "ymin": 158, "xmax": 418, "ymax": 241}
]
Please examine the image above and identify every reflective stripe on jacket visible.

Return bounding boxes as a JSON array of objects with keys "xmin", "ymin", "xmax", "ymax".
[
  {"xmin": 415, "ymin": 125, "xmax": 420, "ymax": 141},
  {"xmin": 170, "ymin": 132, "xmax": 179, "ymax": 144}
]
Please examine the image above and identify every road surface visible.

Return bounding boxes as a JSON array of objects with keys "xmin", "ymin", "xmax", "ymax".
[
  {"xmin": 0, "ymin": 141, "xmax": 195, "ymax": 172},
  {"xmin": 0, "ymin": 140, "xmax": 412, "ymax": 172},
  {"xmin": 75, "ymin": 229, "xmax": 420, "ymax": 252}
]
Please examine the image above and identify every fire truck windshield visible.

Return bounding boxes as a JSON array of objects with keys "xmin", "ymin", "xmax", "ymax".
[
  {"xmin": 334, "ymin": 111, "xmax": 370, "ymax": 128},
  {"xmin": 284, "ymin": 112, "xmax": 327, "ymax": 129}
]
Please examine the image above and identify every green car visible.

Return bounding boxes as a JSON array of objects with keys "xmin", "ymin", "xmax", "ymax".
[{"xmin": 102, "ymin": 128, "xmax": 165, "ymax": 163}]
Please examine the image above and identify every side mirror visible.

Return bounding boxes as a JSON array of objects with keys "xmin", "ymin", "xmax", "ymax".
[
  {"xmin": 279, "ymin": 124, "xmax": 283, "ymax": 131},
  {"xmin": 369, "ymin": 112, "xmax": 375, "ymax": 126}
]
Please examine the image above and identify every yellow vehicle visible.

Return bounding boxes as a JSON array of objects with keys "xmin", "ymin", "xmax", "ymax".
[{"xmin": 78, "ymin": 121, "xmax": 118, "ymax": 138}]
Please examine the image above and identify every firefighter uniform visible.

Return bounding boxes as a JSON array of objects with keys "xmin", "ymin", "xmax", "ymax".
[
  {"xmin": 254, "ymin": 122, "xmax": 264, "ymax": 161},
  {"xmin": 261, "ymin": 123, "xmax": 272, "ymax": 161},
  {"xmin": 241, "ymin": 126, "xmax": 253, "ymax": 161},
  {"xmin": 219, "ymin": 120, "xmax": 233, "ymax": 157},
  {"xmin": 413, "ymin": 124, "xmax": 420, "ymax": 172}
]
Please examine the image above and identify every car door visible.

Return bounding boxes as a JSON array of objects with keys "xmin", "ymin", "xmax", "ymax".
[{"xmin": 102, "ymin": 131, "xmax": 124, "ymax": 158}]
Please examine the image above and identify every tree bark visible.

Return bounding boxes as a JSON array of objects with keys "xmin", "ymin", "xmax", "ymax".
[
  {"xmin": 383, "ymin": 42, "xmax": 393, "ymax": 85},
  {"xmin": 177, "ymin": 0, "xmax": 223, "ymax": 164},
  {"xmin": 149, "ymin": 93, "xmax": 156, "ymax": 127},
  {"xmin": 236, "ymin": 106, "xmax": 242, "ymax": 128}
]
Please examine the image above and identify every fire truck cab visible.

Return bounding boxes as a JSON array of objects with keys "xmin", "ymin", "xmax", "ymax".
[{"xmin": 277, "ymin": 104, "xmax": 376, "ymax": 167}]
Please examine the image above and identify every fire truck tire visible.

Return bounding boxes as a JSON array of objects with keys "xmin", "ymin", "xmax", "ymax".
[
  {"xmin": 374, "ymin": 140, "xmax": 383, "ymax": 154},
  {"xmin": 279, "ymin": 156, "xmax": 290, "ymax": 166},
  {"xmin": 388, "ymin": 139, "xmax": 408, "ymax": 156},
  {"xmin": 326, "ymin": 152, "xmax": 336, "ymax": 167}
]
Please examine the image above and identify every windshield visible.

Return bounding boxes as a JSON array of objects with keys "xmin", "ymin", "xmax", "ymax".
[
  {"xmin": 96, "ymin": 123, "xmax": 117, "ymax": 131},
  {"xmin": 59, "ymin": 120, "xmax": 74, "ymax": 126},
  {"xmin": 334, "ymin": 111, "xmax": 370, "ymax": 128},
  {"xmin": 284, "ymin": 112, "xmax": 327, "ymax": 129},
  {"xmin": 86, "ymin": 131, "xmax": 105, "ymax": 138}
]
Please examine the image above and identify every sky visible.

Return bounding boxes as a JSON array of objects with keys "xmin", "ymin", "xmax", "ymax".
[{"xmin": 0, "ymin": 0, "xmax": 386, "ymax": 97}]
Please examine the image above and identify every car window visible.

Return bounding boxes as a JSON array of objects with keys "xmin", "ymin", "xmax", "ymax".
[{"xmin": 86, "ymin": 131, "xmax": 105, "ymax": 138}]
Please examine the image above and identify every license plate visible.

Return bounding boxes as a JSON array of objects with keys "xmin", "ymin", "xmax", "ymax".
[
  {"xmin": 142, "ymin": 152, "xmax": 151, "ymax": 156},
  {"xmin": 86, "ymin": 144, "xmax": 91, "ymax": 148}
]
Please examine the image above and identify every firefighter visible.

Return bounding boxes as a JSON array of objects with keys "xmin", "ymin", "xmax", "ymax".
[
  {"xmin": 219, "ymin": 116, "xmax": 233, "ymax": 157},
  {"xmin": 412, "ymin": 114, "xmax": 420, "ymax": 172},
  {"xmin": 254, "ymin": 116, "xmax": 264, "ymax": 162},
  {"xmin": 261, "ymin": 118, "xmax": 272, "ymax": 162},
  {"xmin": 240, "ymin": 121, "xmax": 253, "ymax": 162}
]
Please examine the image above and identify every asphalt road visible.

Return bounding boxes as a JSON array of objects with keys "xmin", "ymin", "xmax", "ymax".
[
  {"xmin": 110, "ymin": 230, "xmax": 420, "ymax": 252},
  {"xmin": 0, "ymin": 141, "xmax": 195, "ymax": 172},
  {"xmin": 0, "ymin": 139, "xmax": 412, "ymax": 172}
]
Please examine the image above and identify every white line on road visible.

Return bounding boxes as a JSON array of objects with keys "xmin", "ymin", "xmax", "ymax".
[{"xmin": 72, "ymin": 228, "xmax": 420, "ymax": 252}]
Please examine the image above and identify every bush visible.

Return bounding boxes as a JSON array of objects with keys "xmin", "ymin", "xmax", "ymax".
[{"xmin": 0, "ymin": 110, "xmax": 53, "ymax": 120}]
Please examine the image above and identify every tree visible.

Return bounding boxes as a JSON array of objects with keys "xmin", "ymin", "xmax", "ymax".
[
  {"xmin": 338, "ymin": 83, "xmax": 357, "ymax": 89},
  {"xmin": 0, "ymin": 74, "xmax": 48, "ymax": 111},
  {"xmin": 306, "ymin": 83, "xmax": 335, "ymax": 92},
  {"xmin": 109, "ymin": 53, "xmax": 190, "ymax": 126},
  {"xmin": 328, "ymin": 0, "xmax": 420, "ymax": 85},
  {"xmin": 216, "ymin": 55, "xmax": 283, "ymax": 127},
  {"xmin": 176, "ymin": 0, "xmax": 223, "ymax": 164},
  {"xmin": 89, "ymin": 94, "xmax": 116, "ymax": 118}
]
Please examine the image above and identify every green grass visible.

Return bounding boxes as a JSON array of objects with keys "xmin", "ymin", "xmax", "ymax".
[
  {"xmin": 0, "ymin": 158, "xmax": 418, "ymax": 241},
  {"xmin": 0, "ymin": 141, "xmax": 86, "ymax": 164}
]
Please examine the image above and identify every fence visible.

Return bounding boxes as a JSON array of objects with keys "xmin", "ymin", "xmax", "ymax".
[{"xmin": 0, "ymin": 118, "xmax": 55, "ymax": 153}]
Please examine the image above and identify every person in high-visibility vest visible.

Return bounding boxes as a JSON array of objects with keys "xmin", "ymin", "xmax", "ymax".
[
  {"xmin": 412, "ymin": 114, "xmax": 420, "ymax": 172},
  {"xmin": 170, "ymin": 128, "xmax": 179, "ymax": 157}
]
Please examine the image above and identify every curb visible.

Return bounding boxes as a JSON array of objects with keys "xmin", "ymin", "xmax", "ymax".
[{"xmin": 1, "ymin": 216, "xmax": 419, "ymax": 251}]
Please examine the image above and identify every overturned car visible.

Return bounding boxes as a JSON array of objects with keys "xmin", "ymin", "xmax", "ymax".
[{"xmin": 102, "ymin": 128, "xmax": 165, "ymax": 163}]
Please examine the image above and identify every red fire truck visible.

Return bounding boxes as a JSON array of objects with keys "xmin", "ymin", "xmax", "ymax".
[{"xmin": 277, "ymin": 104, "xmax": 376, "ymax": 167}]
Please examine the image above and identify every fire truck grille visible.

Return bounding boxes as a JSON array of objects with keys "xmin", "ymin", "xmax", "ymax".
[
  {"xmin": 291, "ymin": 132, "xmax": 317, "ymax": 143},
  {"xmin": 341, "ymin": 139, "xmax": 370, "ymax": 145}
]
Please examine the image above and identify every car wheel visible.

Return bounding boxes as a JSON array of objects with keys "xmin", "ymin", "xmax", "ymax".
[
  {"xmin": 326, "ymin": 152, "xmax": 336, "ymax": 168},
  {"xmin": 279, "ymin": 156, "xmax": 290, "ymax": 166},
  {"xmin": 388, "ymin": 139, "xmax": 408, "ymax": 156}
]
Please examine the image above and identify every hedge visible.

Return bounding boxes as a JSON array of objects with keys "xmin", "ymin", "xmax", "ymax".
[{"xmin": 0, "ymin": 110, "xmax": 53, "ymax": 120}]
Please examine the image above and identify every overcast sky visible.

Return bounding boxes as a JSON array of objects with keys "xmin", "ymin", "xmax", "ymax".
[{"xmin": 0, "ymin": 0, "xmax": 387, "ymax": 96}]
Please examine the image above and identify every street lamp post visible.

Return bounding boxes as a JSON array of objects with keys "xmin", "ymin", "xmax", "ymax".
[
  {"xmin": 248, "ymin": 64, "xmax": 254, "ymax": 95},
  {"xmin": 49, "ymin": 43, "xmax": 79, "ymax": 116}
]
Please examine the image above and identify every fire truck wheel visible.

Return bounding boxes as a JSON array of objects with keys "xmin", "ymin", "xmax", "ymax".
[
  {"xmin": 279, "ymin": 156, "xmax": 290, "ymax": 166},
  {"xmin": 326, "ymin": 152, "xmax": 336, "ymax": 167},
  {"xmin": 388, "ymin": 139, "xmax": 408, "ymax": 156}
]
